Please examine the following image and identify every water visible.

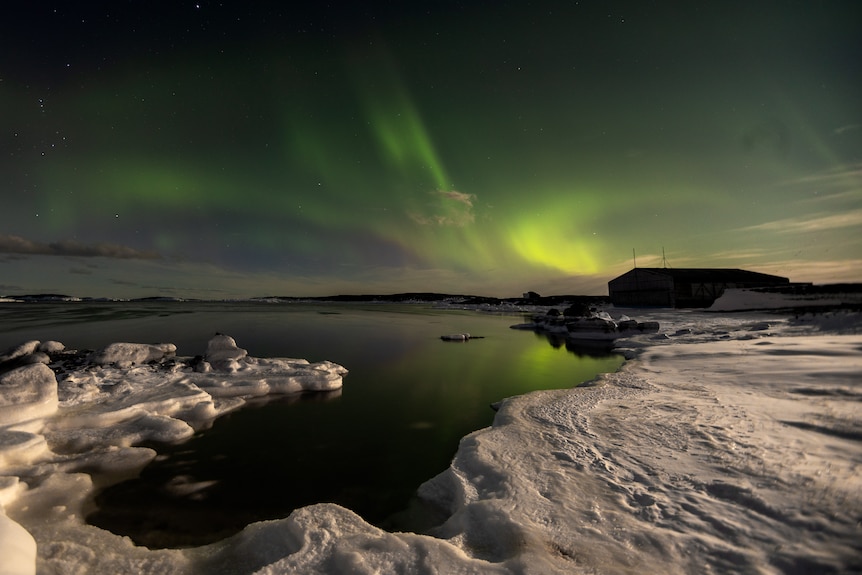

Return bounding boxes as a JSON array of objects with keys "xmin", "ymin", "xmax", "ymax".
[{"xmin": 0, "ymin": 301, "xmax": 623, "ymax": 548}]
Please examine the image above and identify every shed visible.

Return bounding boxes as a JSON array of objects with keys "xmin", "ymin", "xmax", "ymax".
[{"xmin": 608, "ymin": 268, "xmax": 790, "ymax": 308}]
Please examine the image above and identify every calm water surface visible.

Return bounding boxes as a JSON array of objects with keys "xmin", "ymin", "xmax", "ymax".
[{"xmin": 0, "ymin": 302, "xmax": 623, "ymax": 547}]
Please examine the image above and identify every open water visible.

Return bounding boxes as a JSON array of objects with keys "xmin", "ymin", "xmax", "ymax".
[{"xmin": 0, "ymin": 301, "xmax": 623, "ymax": 547}]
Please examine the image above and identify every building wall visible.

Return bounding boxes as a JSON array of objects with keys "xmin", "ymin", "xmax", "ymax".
[
  {"xmin": 609, "ymin": 269, "xmax": 790, "ymax": 308},
  {"xmin": 675, "ymin": 282, "xmax": 726, "ymax": 307},
  {"xmin": 608, "ymin": 269, "xmax": 675, "ymax": 307}
]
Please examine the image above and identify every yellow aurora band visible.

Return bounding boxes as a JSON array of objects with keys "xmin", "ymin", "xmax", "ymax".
[{"xmin": 507, "ymin": 204, "xmax": 602, "ymax": 275}]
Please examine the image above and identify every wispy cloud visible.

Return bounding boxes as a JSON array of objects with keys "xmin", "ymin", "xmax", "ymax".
[
  {"xmin": 777, "ymin": 162, "xmax": 862, "ymax": 190},
  {"xmin": 700, "ymin": 248, "xmax": 773, "ymax": 262},
  {"xmin": 0, "ymin": 234, "xmax": 161, "ymax": 259},
  {"xmin": 68, "ymin": 267, "xmax": 94, "ymax": 275},
  {"xmin": 760, "ymin": 259, "xmax": 862, "ymax": 284},
  {"xmin": 834, "ymin": 123, "xmax": 862, "ymax": 135},
  {"xmin": 439, "ymin": 190, "xmax": 475, "ymax": 207},
  {"xmin": 737, "ymin": 210, "xmax": 862, "ymax": 234},
  {"xmin": 798, "ymin": 189, "xmax": 862, "ymax": 205},
  {"xmin": 409, "ymin": 189, "xmax": 477, "ymax": 227}
]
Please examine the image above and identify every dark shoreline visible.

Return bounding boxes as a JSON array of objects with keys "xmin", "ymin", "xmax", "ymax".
[{"xmin": 1, "ymin": 291, "xmax": 612, "ymax": 307}]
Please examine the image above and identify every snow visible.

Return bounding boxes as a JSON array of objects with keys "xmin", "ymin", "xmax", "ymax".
[
  {"xmin": 709, "ymin": 286, "xmax": 862, "ymax": 312},
  {"xmin": 0, "ymin": 510, "xmax": 36, "ymax": 575},
  {"xmin": 0, "ymin": 304, "xmax": 860, "ymax": 574},
  {"xmin": 0, "ymin": 364, "xmax": 59, "ymax": 426},
  {"xmin": 513, "ymin": 309, "xmax": 660, "ymax": 341},
  {"xmin": 441, "ymin": 333, "xmax": 473, "ymax": 341},
  {"xmin": 89, "ymin": 342, "xmax": 178, "ymax": 368}
]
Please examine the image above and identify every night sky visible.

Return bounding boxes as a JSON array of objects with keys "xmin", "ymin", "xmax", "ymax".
[{"xmin": 2, "ymin": 1, "xmax": 860, "ymax": 299}]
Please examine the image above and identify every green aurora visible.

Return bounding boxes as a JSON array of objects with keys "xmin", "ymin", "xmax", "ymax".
[{"xmin": 1, "ymin": 2, "xmax": 860, "ymax": 298}]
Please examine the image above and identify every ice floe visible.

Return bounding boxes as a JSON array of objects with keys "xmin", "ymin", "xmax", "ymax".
[
  {"xmin": 0, "ymin": 333, "xmax": 347, "ymax": 575},
  {"xmin": 440, "ymin": 333, "xmax": 483, "ymax": 341},
  {"xmin": 511, "ymin": 309, "xmax": 660, "ymax": 343}
]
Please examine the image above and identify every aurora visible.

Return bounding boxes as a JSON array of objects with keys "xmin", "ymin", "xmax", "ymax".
[{"xmin": 1, "ymin": 1, "xmax": 859, "ymax": 298}]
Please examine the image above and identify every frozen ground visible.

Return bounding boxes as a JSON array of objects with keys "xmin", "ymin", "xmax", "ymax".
[{"xmin": 0, "ymin": 292, "xmax": 860, "ymax": 575}]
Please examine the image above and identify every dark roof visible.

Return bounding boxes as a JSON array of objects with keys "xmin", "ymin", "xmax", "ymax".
[{"xmin": 619, "ymin": 268, "xmax": 789, "ymax": 284}]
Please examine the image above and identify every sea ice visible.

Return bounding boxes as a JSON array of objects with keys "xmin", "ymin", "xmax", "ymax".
[
  {"xmin": 0, "ymin": 333, "xmax": 347, "ymax": 575},
  {"xmin": 0, "ymin": 364, "xmax": 59, "ymax": 427},
  {"xmin": 0, "ymin": 510, "xmax": 36, "ymax": 575},
  {"xmin": 0, "ymin": 304, "xmax": 860, "ymax": 574},
  {"xmin": 89, "ymin": 342, "xmax": 178, "ymax": 368}
]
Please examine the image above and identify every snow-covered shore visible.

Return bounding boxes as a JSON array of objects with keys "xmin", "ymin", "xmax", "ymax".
[
  {"xmin": 0, "ymin": 334, "xmax": 347, "ymax": 575},
  {"xmin": 0, "ymin": 301, "xmax": 860, "ymax": 574}
]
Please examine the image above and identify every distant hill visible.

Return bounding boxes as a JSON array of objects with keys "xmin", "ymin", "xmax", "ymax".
[{"xmin": 255, "ymin": 293, "xmax": 610, "ymax": 307}]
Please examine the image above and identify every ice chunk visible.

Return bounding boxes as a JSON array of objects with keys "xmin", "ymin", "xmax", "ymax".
[
  {"xmin": 0, "ymin": 510, "xmax": 36, "ymax": 575},
  {"xmin": 89, "ymin": 343, "xmax": 177, "ymax": 367},
  {"xmin": 0, "ymin": 341, "xmax": 40, "ymax": 364},
  {"xmin": 37, "ymin": 341, "xmax": 65, "ymax": 354},
  {"xmin": 23, "ymin": 352, "xmax": 51, "ymax": 365},
  {"xmin": 441, "ymin": 333, "xmax": 471, "ymax": 341},
  {"xmin": 0, "ymin": 477, "xmax": 27, "ymax": 508},
  {"xmin": 0, "ymin": 364, "xmax": 59, "ymax": 426},
  {"xmin": 192, "ymin": 375, "xmax": 270, "ymax": 397},
  {"xmin": 0, "ymin": 431, "xmax": 49, "ymax": 467},
  {"xmin": 48, "ymin": 413, "xmax": 195, "ymax": 452},
  {"xmin": 54, "ymin": 446, "xmax": 158, "ymax": 487},
  {"xmin": 205, "ymin": 334, "xmax": 248, "ymax": 371}
]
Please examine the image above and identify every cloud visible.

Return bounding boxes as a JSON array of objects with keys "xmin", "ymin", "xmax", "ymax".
[
  {"xmin": 0, "ymin": 234, "xmax": 161, "ymax": 260},
  {"xmin": 68, "ymin": 267, "xmax": 94, "ymax": 275},
  {"xmin": 755, "ymin": 259, "xmax": 862, "ymax": 285},
  {"xmin": 737, "ymin": 210, "xmax": 862, "ymax": 234},
  {"xmin": 834, "ymin": 124, "xmax": 862, "ymax": 135},
  {"xmin": 439, "ymin": 190, "xmax": 475, "ymax": 208},
  {"xmin": 693, "ymin": 248, "xmax": 774, "ymax": 262},
  {"xmin": 409, "ymin": 189, "xmax": 477, "ymax": 227},
  {"xmin": 777, "ymin": 162, "xmax": 862, "ymax": 190}
]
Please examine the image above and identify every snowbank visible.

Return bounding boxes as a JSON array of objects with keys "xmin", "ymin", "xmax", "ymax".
[
  {"xmin": 0, "ymin": 334, "xmax": 347, "ymax": 575},
  {"xmin": 710, "ymin": 285, "xmax": 862, "ymax": 311},
  {"xmin": 1, "ymin": 315, "xmax": 860, "ymax": 574}
]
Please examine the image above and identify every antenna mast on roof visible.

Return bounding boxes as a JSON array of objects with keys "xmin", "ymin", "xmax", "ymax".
[
  {"xmin": 632, "ymin": 248, "xmax": 637, "ymax": 269},
  {"xmin": 661, "ymin": 247, "xmax": 672, "ymax": 269}
]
